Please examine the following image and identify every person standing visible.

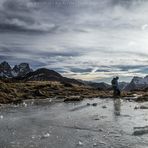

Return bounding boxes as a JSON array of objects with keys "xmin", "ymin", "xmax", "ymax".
[{"xmin": 111, "ymin": 76, "xmax": 121, "ymax": 97}]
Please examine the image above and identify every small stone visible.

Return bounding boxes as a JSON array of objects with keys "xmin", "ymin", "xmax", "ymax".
[
  {"xmin": 134, "ymin": 106, "xmax": 139, "ymax": 109},
  {"xmin": 92, "ymin": 103, "xmax": 97, "ymax": 106},
  {"xmin": 140, "ymin": 105, "xmax": 148, "ymax": 109},
  {"xmin": 99, "ymin": 129, "xmax": 103, "ymax": 132},
  {"xmin": 87, "ymin": 103, "xmax": 91, "ymax": 106},
  {"xmin": 94, "ymin": 118, "xmax": 100, "ymax": 120},
  {"xmin": 102, "ymin": 105, "xmax": 107, "ymax": 108}
]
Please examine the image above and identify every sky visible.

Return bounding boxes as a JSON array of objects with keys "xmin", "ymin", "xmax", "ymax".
[{"xmin": 0, "ymin": 0, "xmax": 148, "ymax": 83}]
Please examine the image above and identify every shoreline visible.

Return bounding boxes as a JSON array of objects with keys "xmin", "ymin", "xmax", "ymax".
[{"xmin": 0, "ymin": 81, "xmax": 148, "ymax": 105}]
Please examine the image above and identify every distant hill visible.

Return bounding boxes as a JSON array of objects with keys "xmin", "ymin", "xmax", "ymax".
[
  {"xmin": 118, "ymin": 82, "xmax": 129, "ymax": 90},
  {"xmin": 13, "ymin": 68, "xmax": 84, "ymax": 85},
  {"xmin": 83, "ymin": 81, "xmax": 111, "ymax": 90}
]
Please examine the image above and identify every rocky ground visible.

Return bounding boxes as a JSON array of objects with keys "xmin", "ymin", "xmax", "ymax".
[{"xmin": 0, "ymin": 80, "xmax": 147, "ymax": 105}]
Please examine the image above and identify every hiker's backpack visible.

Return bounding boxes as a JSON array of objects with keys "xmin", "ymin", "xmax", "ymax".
[{"xmin": 111, "ymin": 78, "xmax": 116, "ymax": 86}]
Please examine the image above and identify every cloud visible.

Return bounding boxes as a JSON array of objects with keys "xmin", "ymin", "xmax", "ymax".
[
  {"xmin": 1, "ymin": 0, "xmax": 148, "ymax": 82},
  {"xmin": 0, "ymin": 0, "xmax": 60, "ymax": 33}
]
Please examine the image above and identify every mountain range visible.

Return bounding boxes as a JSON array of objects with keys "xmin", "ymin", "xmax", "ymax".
[
  {"xmin": 0, "ymin": 61, "xmax": 148, "ymax": 91},
  {"xmin": 0, "ymin": 61, "xmax": 33, "ymax": 78},
  {"xmin": 124, "ymin": 76, "xmax": 148, "ymax": 91},
  {"xmin": 0, "ymin": 61, "xmax": 83, "ymax": 86}
]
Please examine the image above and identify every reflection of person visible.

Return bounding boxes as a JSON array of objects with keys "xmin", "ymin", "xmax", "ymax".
[
  {"xmin": 113, "ymin": 98, "xmax": 121, "ymax": 116},
  {"xmin": 111, "ymin": 77, "xmax": 121, "ymax": 97}
]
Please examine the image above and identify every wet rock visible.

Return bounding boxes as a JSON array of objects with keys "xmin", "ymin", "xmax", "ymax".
[
  {"xmin": 98, "ymin": 129, "xmax": 103, "ymax": 132},
  {"xmin": 102, "ymin": 105, "xmax": 107, "ymax": 108},
  {"xmin": 134, "ymin": 106, "xmax": 139, "ymax": 110},
  {"xmin": 139, "ymin": 105, "xmax": 148, "ymax": 109},
  {"xmin": 92, "ymin": 103, "xmax": 97, "ymax": 106},
  {"xmin": 94, "ymin": 118, "xmax": 100, "ymax": 120},
  {"xmin": 100, "ymin": 116, "xmax": 107, "ymax": 119},
  {"xmin": 134, "ymin": 105, "xmax": 148, "ymax": 109},
  {"xmin": 133, "ymin": 126, "xmax": 148, "ymax": 136},
  {"xmin": 136, "ymin": 95, "xmax": 148, "ymax": 102},
  {"xmin": 133, "ymin": 129, "xmax": 148, "ymax": 136},
  {"xmin": 87, "ymin": 103, "xmax": 91, "ymax": 106}
]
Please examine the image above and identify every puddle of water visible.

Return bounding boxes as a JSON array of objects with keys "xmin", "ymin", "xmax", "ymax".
[{"xmin": 0, "ymin": 98, "xmax": 148, "ymax": 148}]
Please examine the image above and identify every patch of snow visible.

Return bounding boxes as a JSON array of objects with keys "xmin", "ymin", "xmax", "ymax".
[
  {"xmin": 93, "ymin": 143, "xmax": 97, "ymax": 147},
  {"xmin": 42, "ymin": 133, "xmax": 50, "ymax": 138},
  {"xmin": 78, "ymin": 141, "xmax": 83, "ymax": 146},
  {"xmin": 23, "ymin": 102, "xmax": 27, "ymax": 107},
  {"xmin": 0, "ymin": 115, "xmax": 3, "ymax": 119},
  {"xmin": 11, "ymin": 71, "xmax": 18, "ymax": 77}
]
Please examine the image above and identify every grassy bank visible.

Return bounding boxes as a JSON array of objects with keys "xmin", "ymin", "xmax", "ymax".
[{"xmin": 0, "ymin": 80, "xmax": 145, "ymax": 104}]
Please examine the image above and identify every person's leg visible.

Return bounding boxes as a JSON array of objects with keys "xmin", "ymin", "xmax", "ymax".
[
  {"xmin": 113, "ymin": 87, "xmax": 116, "ymax": 96},
  {"xmin": 117, "ymin": 89, "xmax": 121, "ymax": 96},
  {"xmin": 113, "ymin": 87, "xmax": 118, "ymax": 97}
]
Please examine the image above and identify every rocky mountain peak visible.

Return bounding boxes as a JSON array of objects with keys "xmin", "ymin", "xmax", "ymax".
[
  {"xmin": 125, "ymin": 76, "xmax": 148, "ymax": 91},
  {"xmin": 0, "ymin": 61, "xmax": 33, "ymax": 78},
  {"xmin": 131, "ymin": 76, "xmax": 145, "ymax": 85},
  {"xmin": 1, "ymin": 61, "xmax": 11, "ymax": 69},
  {"xmin": 0, "ymin": 61, "xmax": 12, "ymax": 78},
  {"xmin": 12, "ymin": 63, "xmax": 33, "ymax": 77}
]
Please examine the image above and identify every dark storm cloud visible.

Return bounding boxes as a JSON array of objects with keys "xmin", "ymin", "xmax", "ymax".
[
  {"xmin": 0, "ymin": 0, "xmax": 60, "ymax": 33},
  {"xmin": 3, "ymin": 0, "xmax": 31, "ymax": 12},
  {"xmin": 114, "ymin": 65, "xmax": 147, "ymax": 72},
  {"xmin": 0, "ymin": 0, "xmax": 144, "ymax": 33},
  {"xmin": 70, "ymin": 68, "xmax": 92, "ymax": 73},
  {"xmin": 0, "ymin": 23, "xmax": 59, "ymax": 34}
]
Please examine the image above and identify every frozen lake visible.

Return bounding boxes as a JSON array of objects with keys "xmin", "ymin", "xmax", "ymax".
[{"xmin": 0, "ymin": 98, "xmax": 148, "ymax": 148}]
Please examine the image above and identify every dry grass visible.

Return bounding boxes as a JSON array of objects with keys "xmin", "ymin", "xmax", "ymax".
[{"xmin": 0, "ymin": 80, "xmax": 147, "ymax": 104}]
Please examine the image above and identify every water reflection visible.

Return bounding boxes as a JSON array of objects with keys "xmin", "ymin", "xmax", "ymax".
[{"xmin": 113, "ymin": 98, "xmax": 121, "ymax": 116}]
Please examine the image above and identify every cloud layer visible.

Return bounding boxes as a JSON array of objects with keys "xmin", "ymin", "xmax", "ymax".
[{"xmin": 0, "ymin": 0, "xmax": 148, "ymax": 82}]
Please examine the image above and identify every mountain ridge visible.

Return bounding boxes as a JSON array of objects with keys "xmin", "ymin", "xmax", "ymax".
[{"xmin": 1, "ymin": 61, "xmax": 148, "ymax": 91}]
